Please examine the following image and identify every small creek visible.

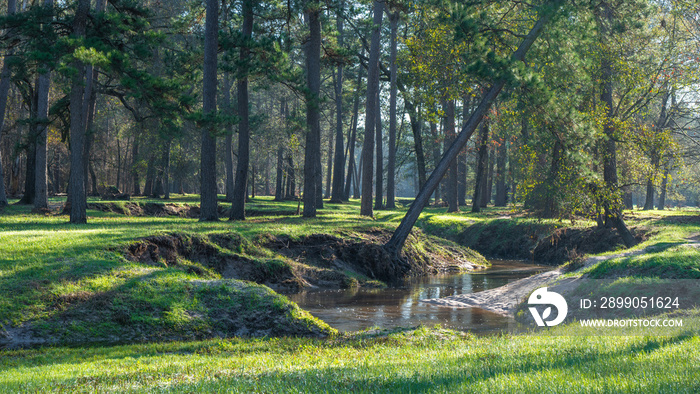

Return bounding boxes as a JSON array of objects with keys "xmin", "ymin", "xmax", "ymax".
[{"xmin": 285, "ymin": 260, "xmax": 552, "ymax": 334}]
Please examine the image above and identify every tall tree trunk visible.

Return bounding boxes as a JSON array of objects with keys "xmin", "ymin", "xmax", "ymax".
[
  {"xmin": 0, "ymin": 0, "xmax": 16, "ymax": 207},
  {"xmin": 360, "ymin": 0, "xmax": 383, "ymax": 216},
  {"xmin": 68, "ymin": 0, "xmax": 89, "ymax": 223},
  {"xmin": 287, "ymin": 155, "xmax": 296, "ymax": 199},
  {"xmin": 598, "ymin": 2, "xmax": 635, "ymax": 247},
  {"xmin": 405, "ymin": 99, "xmax": 426, "ymax": 191},
  {"xmin": 330, "ymin": 1, "xmax": 345, "ymax": 203},
  {"xmin": 275, "ymin": 144, "xmax": 284, "ymax": 200},
  {"xmin": 162, "ymin": 140, "xmax": 171, "ymax": 199},
  {"xmin": 132, "ymin": 138, "xmax": 140, "ymax": 195},
  {"xmin": 223, "ymin": 72, "xmax": 235, "ymax": 202},
  {"xmin": 543, "ymin": 136, "xmax": 562, "ymax": 218},
  {"xmin": 485, "ymin": 145, "xmax": 495, "ymax": 205},
  {"xmin": 303, "ymin": 5, "xmax": 322, "ymax": 217},
  {"xmin": 375, "ymin": 89, "xmax": 383, "ymax": 210},
  {"xmin": 20, "ymin": 138, "xmax": 36, "ymax": 205},
  {"xmin": 384, "ymin": 3, "xmax": 563, "ymax": 257},
  {"xmin": 445, "ymin": 100, "xmax": 458, "ymax": 212},
  {"xmin": 430, "ymin": 121, "xmax": 440, "ymax": 204},
  {"xmin": 643, "ymin": 179, "xmax": 654, "ymax": 210},
  {"xmin": 658, "ymin": 167, "xmax": 668, "ymax": 210},
  {"xmin": 200, "ymin": 0, "xmax": 219, "ymax": 221},
  {"xmin": 472, "ymin": 120, "xmax": 489, "ymax": 213},
  {"xmin": 143, "ymin": 155, "xmax": 155, "ymax": 195},
  {"xmin": 494, "ymin": 137, "xmax": 507, "ymax": 206},
  {"xmin": 231, "ymin": 0, "xmax": 253, "ymax": 220},
  {"xmin": 458, "ymin": 97, "xmax": 470, "ymax": 206},
  {"xmin": 33, "ymin": 0, "xmax": 53, "ymax": 209},
  {"xmin": 386, "ymin": 10, "xmax": 399, "ymax": 209},
  {"xmin": 344, "ymin": 62, "xmax": 363, "ymax": 200},
  {"xmin": 89, "ymin": 162, "xmax": 97, "ymax": 196},
  {"xmin": 325, "ymin": 111, "xmax": 333, "ymax": 199}
]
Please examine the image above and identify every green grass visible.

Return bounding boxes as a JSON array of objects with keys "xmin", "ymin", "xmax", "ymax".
[
  {"xmin": 2, "ymin": 197, "xmax": 700, "ymax": 392},
  {"xmin": 0, "ymin": 323, "xmax": 698, "ymax": 392}
]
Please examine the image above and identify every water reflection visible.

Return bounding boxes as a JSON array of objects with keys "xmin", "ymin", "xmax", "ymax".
[{"xmin": 285, "ymin": 260, "xmax": 550, "ymax": 334}]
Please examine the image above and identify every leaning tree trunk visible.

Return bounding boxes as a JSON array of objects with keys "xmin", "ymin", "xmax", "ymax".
[
  {"xmin": 200, "ymin": 0, "xmax": 219, "ymax": 221},
  {"xmin": 68, "ymin": 0, "xmax": 90, "ymax": 224},
  {"xmin": 330, "ymin": 1, "xmax": 345, "ymax": 203},
  {"xmin": 302, "ymin": 6, "xmax": 322, "ymax": 217},
  {"xmin": 386, "ymin": 10, "xmax": 399, "ymax": 209},
  {"xmin": 385, "ymin": 2, "xmax": 563, "ymax": 256},
  {"xmin": 360, "ymin": 0, "xmax": 383, "ymax": 216}
]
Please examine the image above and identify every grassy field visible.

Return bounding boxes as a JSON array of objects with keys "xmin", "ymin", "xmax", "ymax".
[
  {"xmin": 1, "ymin": 324, "xmax": 699, "ymax": 392},
  {"xmin": 1, "ymin": 196, "xmax": 699, "ymax": 392}
]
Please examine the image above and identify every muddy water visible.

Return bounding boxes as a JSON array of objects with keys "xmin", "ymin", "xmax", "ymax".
[{"xmin": 285, "ymin": 260, "xmax": 551, "ymax": 334}]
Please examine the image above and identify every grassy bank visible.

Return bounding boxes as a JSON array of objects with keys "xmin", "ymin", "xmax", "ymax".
[{"xmin": 0, "ymin": 196, "xmax": 484, "ymax": 346}]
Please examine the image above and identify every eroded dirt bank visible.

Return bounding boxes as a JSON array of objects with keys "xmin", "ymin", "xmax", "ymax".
[
  {"xmin": 124, "ymin": 228, "xmax": 487, "ymax": 291},
  {"xmin": 452, "ymin": 220, "xmax": 649, "ymax": 264}
]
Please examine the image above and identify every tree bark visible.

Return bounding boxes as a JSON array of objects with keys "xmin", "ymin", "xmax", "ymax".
[
  {"xmin": 485, "ymin": 144, "xmax": 495, "ymax": 205},
  {"xmin": 494, "ymin": 136, "xmax": 507, "ymax": 206},
  {"xmin": 330, "ymin": 2, "xmax": 345, "ymax": 203},
  {"xmin": 162, "ymin": 139, "xmax": 171, "ymax": 199},
  {"xmin": 303, "ymin": 6, "xmax": 322, "ymax": 217},
  {"xmin": 343, "ymin": 62, "xmax": 362, "ymax": 200},
  {"xmin": 458, "ymin": 97, "xmax": 470, "ymax": 206},
  {"xmin": 385, "ymin": 3, "xmax": 561, "ymax": 256},
  {"xmin": 375, "ymin": 89, "xmax": 383, "ymax": 210},
  {"xmin": 68, "ymin": 0, "xmax": 90, "ymax": 224},
  {"xmin": 386, "ymin": 10, "xmax": 399, "ymax": 209},
  {"xmin": 472, "ymin": 120, "xmax": 489, "ymax": 213},
  {"xmin": 231, "ymin": 0, "xmax": 253, "ymax": 219},
  {"xmin": 132, "ymin": 138, "xmax": 140, "ymax": 195},
  {"xmin": 598, "ymin": 1, "xmax": 635, "ymax": 247},
  {"xmin": 430, "ymin": 121, "xmax": 440, "ymax": 204},
  {"xmin": 405, "ymin": 99, "xmax": 426, "ymax": 191},
  {"xmin": 275, "ymin": 143, "xmax": 284, "ymax": 200},
  {"xmin": 34, "ymin": 0, "xmax": 53, "ymax": 210},
  {"xmin": 658, "ymin": 166, "xmax": 668, "ymax": 210},
  {"xmin": 444, "ymin": 100, "xmax": 458, "ymax": 212},
  {"xmin": 360, "ymin": 0, "xmax": 383, "ymax": 216},
  {"xmin": 200, "ymin": 0, "xmax": 219, "ymax": 221},
  {"xmin": 325, "ymin": 109, "xmax": 334, "ymax": 199},
  {"xmin": 0, "ymin": 0, "xmax": 16, "ymax": 207},
  {"xmin": 223, "ymin": 72, "xmax": 235, "ymax": 202}
]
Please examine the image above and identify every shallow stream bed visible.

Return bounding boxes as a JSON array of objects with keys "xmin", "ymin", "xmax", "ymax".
[{"xmin": 285, "ymin": 260, "xmax": 552, "ymax": 334}]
